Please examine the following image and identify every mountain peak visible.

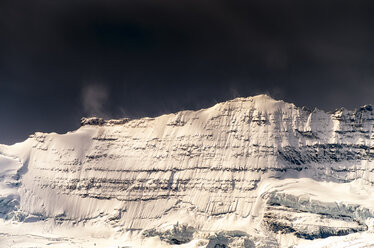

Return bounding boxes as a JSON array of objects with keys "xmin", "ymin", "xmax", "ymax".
[
  {"xmin": 251, "ymin": 93, "xmax": 276, "ymax": 101},
  {"xmin": 223, "ymin": 94, "xmax": 293, "ymax": 114},
  {"xmin": 228, "ymin": 94, "xmax": 278, "ymax": 103},
  {"xmin": 3, "ymin": 93, "xmax": 374, "ymax": 247}
]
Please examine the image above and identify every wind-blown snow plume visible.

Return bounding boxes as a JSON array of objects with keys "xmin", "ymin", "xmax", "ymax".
[{"xmin": 81, "ymin": 84, "xmax": 109, "ymax": 117}]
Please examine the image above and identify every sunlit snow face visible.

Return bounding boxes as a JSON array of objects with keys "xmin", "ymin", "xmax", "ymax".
[{"xmin": 1, "ymin": 95, "xmax": 374, "ymax": 247}]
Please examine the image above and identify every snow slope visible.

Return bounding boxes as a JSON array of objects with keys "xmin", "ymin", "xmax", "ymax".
[{"xmin": 1, "ymin": 94, "xmax": 374, "ymax": 247}]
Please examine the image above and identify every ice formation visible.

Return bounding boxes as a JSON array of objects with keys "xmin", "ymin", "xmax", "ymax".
[{"xmin": 1, "ymin": 94, "xmax": 374, "ymax": 247}]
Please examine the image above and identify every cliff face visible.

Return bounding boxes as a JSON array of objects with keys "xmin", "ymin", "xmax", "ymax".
[{"xmin": 1, "ymin": 94, "xmax": 374, "ymax": 247}]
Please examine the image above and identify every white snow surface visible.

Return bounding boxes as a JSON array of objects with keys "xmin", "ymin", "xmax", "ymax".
[{"xmin": 1, "ymin": 94, "xmax": 374, "ymax": 247}]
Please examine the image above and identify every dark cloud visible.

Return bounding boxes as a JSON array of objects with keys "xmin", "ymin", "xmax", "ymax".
[{"xmin": 1, "ymin": 0, "xmax": 374, "ymax": 144}]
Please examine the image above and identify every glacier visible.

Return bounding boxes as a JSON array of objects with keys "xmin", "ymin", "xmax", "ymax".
[{"xmin": 1, "ymin": 94, "xmax": 374, "ymax": 247}]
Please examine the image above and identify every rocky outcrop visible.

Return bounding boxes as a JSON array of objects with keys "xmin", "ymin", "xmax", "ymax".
[{"xmin": 263, "ymin": 192, "xmax": 370, "ymax": 240}]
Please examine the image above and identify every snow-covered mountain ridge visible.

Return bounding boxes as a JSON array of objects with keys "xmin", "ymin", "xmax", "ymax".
[{"xmin": 1, "ymin": 94, "xmax": 374, "ymax": 247}]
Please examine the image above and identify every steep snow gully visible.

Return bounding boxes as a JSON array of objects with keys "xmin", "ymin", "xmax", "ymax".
[{"xmin": 2, "ymin": 95, "xmax": 374, "ymax": 247}]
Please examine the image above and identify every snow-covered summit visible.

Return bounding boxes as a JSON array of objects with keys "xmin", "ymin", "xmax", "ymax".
[{"xmin": 1, "ymin": 94, "xmax": 374, "ymax": 247}]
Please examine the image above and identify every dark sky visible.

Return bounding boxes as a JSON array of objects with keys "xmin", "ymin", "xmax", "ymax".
[{"xmin": 1, "ymin": 0, "xmax": 374, "ymax": 144}]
